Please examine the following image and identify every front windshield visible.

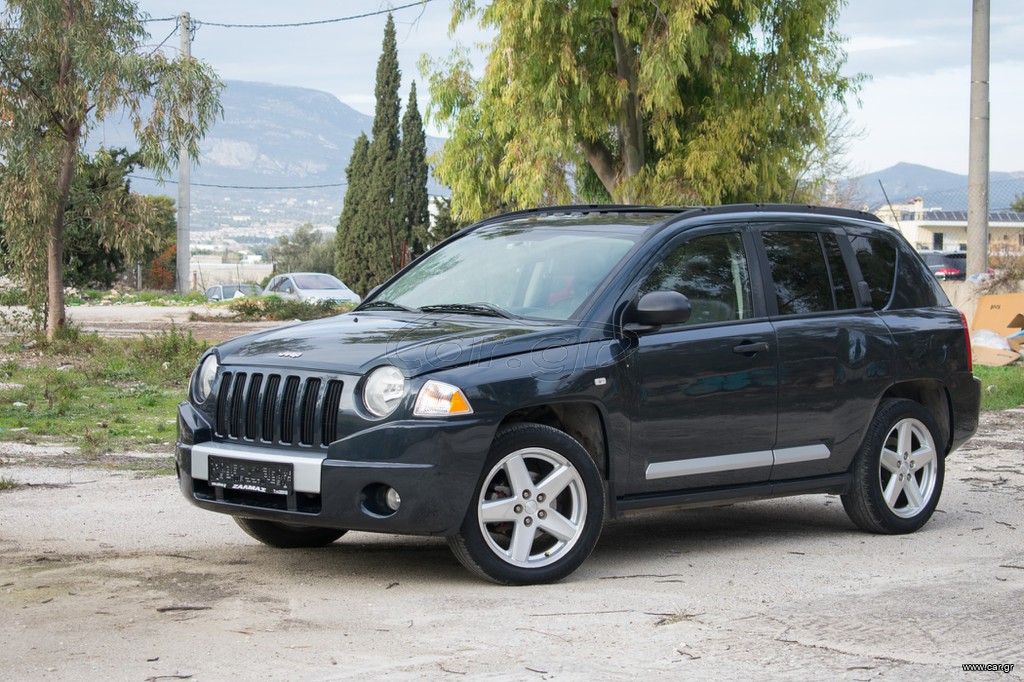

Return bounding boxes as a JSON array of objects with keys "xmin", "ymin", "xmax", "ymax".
[
  {"xmin": 294, "ymin": 274, "xmax": 345, "ymax": 290},
  {"xmin": 377, "ymin": 223, "xmax": 640, "ymax": 320}
]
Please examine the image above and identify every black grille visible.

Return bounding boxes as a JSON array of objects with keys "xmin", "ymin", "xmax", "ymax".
[{"xmin": 213, "ymin": 371, "xmax": 343, "ymax": 448}]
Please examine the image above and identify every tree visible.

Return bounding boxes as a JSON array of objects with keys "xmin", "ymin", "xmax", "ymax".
[
  {"xmin": 62, "ymin": 148, "xmax": 169, "ymax": 289},
  {"xmin": 396, "ymin": 81, "xmax": 430, "ymax": 262},
  {"xmin": 425, "ymin": 0, "xmax": 858, "ymax": 221},
  {"xmin": 429, "ymin": 196, "xmax": 466, "ymax": 245},
  {"xmin": 138, "ymin": 195, "xmax": 177, "ymax": 289},
  {"xmin": 364, "ymin": 12, "xmax": 403, "ymax": 283},
  {"xmin": 335, "ymin": 14, "xmax": 431, "ymax": 295},
  {"xmin": 270, "ymin": 223, "xmax": 334, "ymax": 275},
  {"xmin": 1012, "ymin": 194, "xmax": 1024, "ymax": 212},
  {"xmin": 335, "ymin": 133, "xmax": 372, "ymax": 294},
  {"xmin": 0, "ymin": 0, "xmax": 222, "ymax": 340}
]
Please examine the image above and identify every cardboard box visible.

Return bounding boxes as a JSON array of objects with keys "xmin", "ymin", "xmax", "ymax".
[
  {"xmin": 973, "ymin": 346, "xmax": 1021, "ymax": 367},
  {"xmin": 972, "ymin": 293, "xmax": 1024, "ymax": 365},
  {"xmin": 1009, "ymin": 314, "xmax": 1024, "ymax": 353}
]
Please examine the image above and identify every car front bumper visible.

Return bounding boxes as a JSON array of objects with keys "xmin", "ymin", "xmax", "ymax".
[{"xmin": 175, "ymin": 401, "xmax": 496, "ymax": 536}]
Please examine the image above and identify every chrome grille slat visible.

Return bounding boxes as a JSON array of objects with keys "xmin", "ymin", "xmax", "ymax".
[{"xmin": 212, "ymin": 371, "xmax": 342, "ymax": 449}]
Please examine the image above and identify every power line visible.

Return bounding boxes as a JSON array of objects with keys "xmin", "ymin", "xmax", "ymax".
[
  {"xmin": 158, "ymin": 1, "xmax": 436, "ymax": 29},
  {"xmin": 146, "ymin": 24, "xmax": 179, "ymax": 57},
  {"xmin": 128, "ymin": 175, "xmax": 346, "ymax": 190}
]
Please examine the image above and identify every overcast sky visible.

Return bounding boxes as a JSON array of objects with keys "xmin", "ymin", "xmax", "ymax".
[{"xmin": 134, "ymin": 0, "xmax": 1024, "ymax": 176}]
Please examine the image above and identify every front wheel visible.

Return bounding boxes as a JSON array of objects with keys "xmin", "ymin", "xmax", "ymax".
[
  {"xmin": 233, "ymin": 517, "xmax": 347, "ymax": 548},
  {"xmin": 448, "ymin": 423, "xmax": 605, "ymax": 585},
  {"xmin": 842, "ymin": 399, "xmax": 945, "ymax": 534}
]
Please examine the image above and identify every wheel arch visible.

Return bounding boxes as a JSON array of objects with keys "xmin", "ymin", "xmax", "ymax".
[
  {"xmin": 497, "ymin": 401, "xmax": 610, "ymax": 479},
  {"xmin": 881, "ymin": 380, "xmax": 953, "ymax": 455}
]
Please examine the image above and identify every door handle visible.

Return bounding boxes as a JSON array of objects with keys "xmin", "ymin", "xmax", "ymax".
[{"xmin": 733, "ymin": 341, "xmax": 769, "ymax": 355}]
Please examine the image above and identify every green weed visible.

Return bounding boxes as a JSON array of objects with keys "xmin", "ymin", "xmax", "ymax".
[
  {"xmin": 0, "ymin": 328, "xmax": 209, "ymax": 463},
  {"xmin": 976, "ymin": 364, "xmax": 1024, "ymax": 411}
]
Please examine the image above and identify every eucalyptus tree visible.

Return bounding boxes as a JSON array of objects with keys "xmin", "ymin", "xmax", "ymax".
[
  {"xmin": 425, "ymin": 0, "xmax": 858, "ymax": 220},
  {"xmin": 0, "ymin": 0, "xmax": 221, "ymax": 339}
]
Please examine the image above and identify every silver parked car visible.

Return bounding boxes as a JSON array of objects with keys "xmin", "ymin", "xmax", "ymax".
[{"xmin": 264, "ymin": 272, "xmax": 360, "ymax": 304}]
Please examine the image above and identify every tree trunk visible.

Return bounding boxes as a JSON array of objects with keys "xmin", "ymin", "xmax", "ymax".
[
  {"xmin": 47, "ymin": 125, "xmax": 80, "ymax": 342},
  {"xmin": 581, "ymin": 138, "xmax": 620, "ymax": 199},
  {"xmin": 610, "ymin": 1, "xmax": 644, "ymax": 200}
]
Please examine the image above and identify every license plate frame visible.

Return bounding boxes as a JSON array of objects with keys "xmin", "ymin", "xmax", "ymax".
[{"xmin": 208, "ymin": 456, "xmax": 294, "ymax": 496}]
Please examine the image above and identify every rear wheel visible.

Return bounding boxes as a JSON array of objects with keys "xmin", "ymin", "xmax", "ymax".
[
  {"xmin": 448, "ymin": 423, "xmax": 605, "ymax": 585},
  {"xmin": 233, "ymin": 517, "xmax": 347, "ymax": 548},
  {"xmin": 842, "ymin": 399, "xmax": 945, "ymax": 534}
]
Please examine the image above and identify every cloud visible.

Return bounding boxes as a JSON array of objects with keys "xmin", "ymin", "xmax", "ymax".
[{"xmin": 838, "ymin": 1, "xmax": 1024, "ymax": 77}]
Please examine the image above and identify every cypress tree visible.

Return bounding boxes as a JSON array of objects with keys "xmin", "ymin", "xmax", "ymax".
[
  {"xmin": 363, "ymin": 12, "xmax": 402, "ymax": 286},
  {"xmin": 335, "ymin": 133, "xmax": 371, "ymax": 294},
  {"xmin": 396, "ymin": 81, "xmax": 430, "ymax": 262}
]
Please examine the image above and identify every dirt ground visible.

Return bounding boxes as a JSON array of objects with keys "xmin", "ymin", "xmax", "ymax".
[
  {"xmin": 1, "ymin": 304, "xmax": 1022, "ymax": 680},
  {"xmin": 0, "ymin": 405, "xmax": 1022, "ymax": 681},
  {"xmin": 61, "ymin": 304, "xmax": 282, "ymax": 343}
]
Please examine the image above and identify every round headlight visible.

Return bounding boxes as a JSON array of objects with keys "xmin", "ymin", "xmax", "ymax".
[
  {"xmin": 194, "ymin": 354, "xmax": 219, "ymax": 403},
  {"xmin": 363, "ymin": 366, "xmax": 406, "ymax": 418}
]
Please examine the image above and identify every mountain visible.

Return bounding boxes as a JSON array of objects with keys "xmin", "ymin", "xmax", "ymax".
[
  {"xmin": 849, "ymin": 162, "xmax": 1024, "ymax": 211},
  {"xmin": 86, "ymin": 80, "xmax": 446, "ymax": 232}
]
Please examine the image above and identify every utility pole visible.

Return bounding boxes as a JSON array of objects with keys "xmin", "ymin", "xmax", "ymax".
[
  {"xmin": 176, "ymin": 11, "xmax": 192, "ymax": 294},
  {"xmin": 967, "ymin": 0, "xmax": 989, "ymax": 277}
]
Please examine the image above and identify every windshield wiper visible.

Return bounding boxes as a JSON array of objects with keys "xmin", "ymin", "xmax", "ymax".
[
  {"xmin": 419, "ymin": 302, "xmax": 516, "ymax": 319},
  {"xmin": 357, "ymin": 300, "xmax": 419, "ymax": 313}
]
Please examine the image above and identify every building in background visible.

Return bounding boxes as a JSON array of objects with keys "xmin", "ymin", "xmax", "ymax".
[{"xmin": 875, "ymin": 197, "xmax": 1024, "ymax": 254}]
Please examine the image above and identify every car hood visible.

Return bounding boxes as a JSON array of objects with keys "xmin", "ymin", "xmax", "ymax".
[
  {"xmin": 298, "ymin": 289, "xmax": 359, "ymax": 301},
  {"xmin": 214, "ymin": 312, "xmax": 588, "ymax": 376}
]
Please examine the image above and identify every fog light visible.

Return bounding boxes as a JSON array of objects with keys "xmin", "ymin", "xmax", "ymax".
[{"xmin": 385, "ymin": 487, "xmax": 402, "ymax": 512}]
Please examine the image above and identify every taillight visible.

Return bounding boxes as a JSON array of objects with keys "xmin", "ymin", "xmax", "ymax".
[{"xmin": 958, "ymin": 310, "xmax": 973, "ymax": 372}]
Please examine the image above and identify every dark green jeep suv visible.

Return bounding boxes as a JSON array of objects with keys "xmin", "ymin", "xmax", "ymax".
[{"xmin": 176, "ymin": 204, "xmax": 981, "ymax": 584}]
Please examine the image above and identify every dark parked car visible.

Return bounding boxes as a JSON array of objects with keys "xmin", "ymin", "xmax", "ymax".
[
  {"xmin": 918, "ymin": 250, "xmax": 967, "ymax": 280},
  {"xmin": 176, "ymin": 204, "xmax": 980, "ymax": 584}
]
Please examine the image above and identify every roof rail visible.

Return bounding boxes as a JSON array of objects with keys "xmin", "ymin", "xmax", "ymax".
[
  {"xmin": 468, "ymin": 202, "xmax": 883, "ymax": 229},
  {"xmin": 470, "ymin": 204, "xmax": 691, "ymax": 229},
  {"xmin": 676, "ymin": 203, "xmax": 883, "ymax": 224}
]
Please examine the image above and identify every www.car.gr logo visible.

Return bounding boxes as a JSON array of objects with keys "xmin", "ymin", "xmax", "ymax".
[{"xmin": 277, "ymin": 351, "xmax": 303, "ymax": 358}]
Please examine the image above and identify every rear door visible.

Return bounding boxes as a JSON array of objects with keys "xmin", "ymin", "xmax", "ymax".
[{"xmin": 752, "ymin": 223, "xmax": 895, "ymax": 480}]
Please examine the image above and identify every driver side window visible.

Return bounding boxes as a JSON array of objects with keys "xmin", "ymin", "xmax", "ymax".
[{"xmin": 640, "ymin": 232, "xmax": 754, "ymax": 324}]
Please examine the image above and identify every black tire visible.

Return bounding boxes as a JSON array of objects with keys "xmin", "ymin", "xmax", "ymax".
[
  {"xmin": 233, "ymin": 517, "xmax": 347, "ymax": 548},
  {"xmin": 448, "ymin": 422, "xmax": 605, "ymax": 585},
  {"xmin": 842, "ymin": 398, "xmax": 945, "ymax": 534}
]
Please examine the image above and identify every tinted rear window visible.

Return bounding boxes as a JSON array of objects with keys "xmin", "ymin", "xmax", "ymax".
[
  {"xmin": 849, "ymin": 236, "xmax": 896, "ymax": 309},
  {"xmin": 849, "ymin": 234, "xmax": 949, "ymax": 309}
]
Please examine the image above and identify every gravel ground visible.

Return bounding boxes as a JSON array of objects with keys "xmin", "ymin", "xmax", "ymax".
[{"xmin": 1, "ymin": 408, "xmax": 1022, "ymax": 681}]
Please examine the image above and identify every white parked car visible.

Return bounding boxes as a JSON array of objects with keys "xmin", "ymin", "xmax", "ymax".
[
  {"xmin": 264, "ymin": 272, "xmax": 361, "ymax": 304},
  {"xmin": 204, "ymin": 283, "xmax": 262, "ymax": 302}
]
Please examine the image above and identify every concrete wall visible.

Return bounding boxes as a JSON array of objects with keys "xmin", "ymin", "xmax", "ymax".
[{"xmin": 190, "ymin": 263, "xmax": 273, "ymax": 292}]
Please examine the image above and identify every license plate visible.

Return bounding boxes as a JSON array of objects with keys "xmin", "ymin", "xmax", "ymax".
[{"xmin": 208, "ymin": 456, "xmax": 293, "ymax": 496}]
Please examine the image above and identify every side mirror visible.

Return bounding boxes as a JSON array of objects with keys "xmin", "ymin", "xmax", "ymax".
[{"xmin": 626, "ymin": 291, "xmax": 692, "ymax": 330}]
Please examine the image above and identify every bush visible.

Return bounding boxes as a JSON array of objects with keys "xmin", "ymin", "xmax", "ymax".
[
  {"xmin": 984, "ymin": 253, "xmax": 1024, "ymax": 294},
  {"xmin": 0, "ymin": 288, "xmax": 28, "ymax": 306},
  {"xmin": 229, "ymin": 296, "xmax": 353, "ymax": 321}
]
